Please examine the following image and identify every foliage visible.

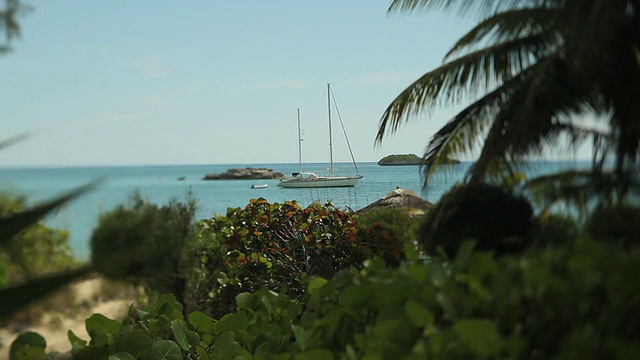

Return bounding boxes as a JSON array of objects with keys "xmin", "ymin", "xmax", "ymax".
[
  {"xmin": 0, "ymin": 0, "xmax": 32, "ymax": 54},
  {"xmin": 0, "ymin": 193, "xmax": 78, "ymax": 287},
  {"xmin": 533, "ymin": 213, "xmax": 578, "ymax": 248},
  {"xmin": 189, "ymin": 198, "xmax": 365, "ymax": 318},
  {"xmin": 376, "ymin": 0, "xmax": 640, "ymax": 190},
  {"xmin": 90, "ymin": 193, "xmax": 197, "ymax": 304},
  {"xmin": 585, "ymin": 204, "xmax": 640, "ymax": 248},
  {"xmin": 420, "ymin": 183, "xmax": 534, "ymax": 257},
  {"xmin": 189, "ymin": 199, "xmax": 415, "ymax": 318},
  {"xmin": 67, "ymin": 293, "xmax": 216, "ymax": 360},
  {"xmin": 0, "ymin": 184, "xmax": 94, "ymax": 321},
  {"xmin": 525, "ymin": 169, "xmax": 640, "ymax": 219},
  {"xmin": 17, "ymin": 235, "xmax": 637, "ymax": 359},
  {"xmin": 356, "ymin": 207, "xmax": 420, "ymax": 267}
]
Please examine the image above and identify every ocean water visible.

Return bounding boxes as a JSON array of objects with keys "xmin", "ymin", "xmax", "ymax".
[{"xmin": 0, "ymin": 161, "xmax": 590, "ymax": 260}]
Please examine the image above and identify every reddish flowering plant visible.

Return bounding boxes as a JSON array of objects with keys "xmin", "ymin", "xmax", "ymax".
[{"xmin": 193, "ymin": 198, "xmax": 370, "ymax": 317}]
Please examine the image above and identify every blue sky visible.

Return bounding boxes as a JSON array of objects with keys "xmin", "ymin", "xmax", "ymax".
[{"xmin": 2, "ymin": 1, "xmax": 489, "ymax": 166}]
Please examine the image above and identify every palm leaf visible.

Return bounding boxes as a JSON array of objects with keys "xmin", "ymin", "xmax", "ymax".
[
  {"xmin": 525, "ymin": 169, "xmax": 640, "ymax": 216},
  {"xmin": 445, "ymin": 7, "xmax": 559, "ymax": 60},
  {"xmin": 387, "ymin": 0, "xmax": 528, "ymax": 17},
  {"xmin": 467, "ymin": 54, "xmax": 599, "ymax": 182},
  {"xmin": 376, "ymin": 31, "xmax": 549, "ymax": 143},
  {"xmin": 0, "ymin": 266, "xmax": 93, "ymax": 319},
  {"xmin": 419, "ymin": 66, "xmax": 532, "ymax": 182},
  {"xmin": 0, "ymin": 181, "xmax": 99, "ymax": 245},
  {"xmin": 0, "ymin": 132, "xmax": 28, "ymax": 151}
]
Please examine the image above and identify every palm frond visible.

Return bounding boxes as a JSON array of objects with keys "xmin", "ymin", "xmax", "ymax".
[
  {"xmin": 525, "ymin": 168, "xmax": 640, "ymax": 217},
  {"xmin": 387, "ymin": 0, "xmax": 534, "ymax": 18},
  {"xmin": 0, "ymin": 132, "xmax": 28, "ymax": 151},
  {"xmin": 0, "ymin": 0, "xmax": 32, "ymax": 40},
  {"xmin": 376, "ymin": 32, "xmax": 551, "ymax": 144},
  {"xmin": 419, "ymin": 68, "xmax": 531, "ymax": 181},
  {"xmin": 0, "ymin": 181, "xmax": 99, "ymax": 245},
  {"xmin": 0, "ymin": 266, "xmax": 93, "ymax": 320},
  {"xmin": 445, "ymin": 7, "xmax": 559, "ymax": 60},
  {"xmin": 467, "ymin": 54, "xmax": 593, "ymax": 182}
]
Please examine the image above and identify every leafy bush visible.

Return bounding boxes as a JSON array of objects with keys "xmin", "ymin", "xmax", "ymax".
[
  {"xmin": 534, "ymin": 213, "xmax": 578, "ymax": 247},
  {"xmin": 190, "ymin": 198, "xmax": 369, "ymax": 318},
  {"xmin": 18, "ymin": 235, "xmax": 637, "ymax": 359},
  {"xmin": 355, "ymin": 207, "xmax": 420, "ymax": 266},
  {"xmin": 420, "ymin": 183, "xmax": 534, "ymax": 257},
  {"xmin": 585, "ymin": 204, "xmax": 640, "ymax": 248},
  {"xmin": 91, "ymin": 193, "xmax": 197, "ymax": 305}
]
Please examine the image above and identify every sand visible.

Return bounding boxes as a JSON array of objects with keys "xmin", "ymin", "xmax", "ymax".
[{"xmin": 0, "ymin": 277, "xmax": 136, "ymax": 360}]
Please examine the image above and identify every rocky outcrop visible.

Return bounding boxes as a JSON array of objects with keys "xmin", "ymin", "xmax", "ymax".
[
  {"xmin": 202, "ymin": 167, "xmax": 284, "ymax": 180},
  {"xmin": 378, "ymin": 154, "xmax": 460, "ymax": 166},
  {"xmin": 378, "ymin": 154, "xmax": 422, "ymax": 166},
  {"xmin": 356, "ymin": 188, "xmax": 433, "ymax": 217}
]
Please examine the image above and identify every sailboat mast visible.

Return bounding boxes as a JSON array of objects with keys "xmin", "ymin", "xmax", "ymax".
[
  {"xmin": 297, "ymin": 108, "xmax": 303, "ymax": 175},
  {"xmin": 327, "ymin": 83, "xmax": 334, "ymax": 175}
]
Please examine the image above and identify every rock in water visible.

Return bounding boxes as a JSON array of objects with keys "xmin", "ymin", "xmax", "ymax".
[{"xmin": 202, "ymin": 167, "xmax": 284, "ymax": 180}]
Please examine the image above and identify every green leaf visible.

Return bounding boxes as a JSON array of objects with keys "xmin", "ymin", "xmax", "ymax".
[
  {"xmin": 452, "ymin": 319, "xmax": 505, "ymax": 357},
  {"xmin": 149, "ymin": 340, "xmax": 182, "ymax": 360},
  {"xmin": 372, "ymin": 319, "xmax": 414, "ymax": 345},
  {"xmin": 454, "ymin": 240, "xmax": 477, "ymax": 269},
  {"xmin": 211, "ymin": 331, "xmax": 234, "ymax": 359},
  {"xmin": 188, "ymin": 311, "xmax": 216, "ymax": 334},
  {"xmin": 308, "ymin": 277, "xmax": 328, "ymax": 300},
  {"xmin": 294, "ymin": 349, "xmax": 334, "ymax": 360},
  {"xmin": 195, "ymin": 345, "xmax": 211, "ymax": 360},
  {"xmin": 404, "ymin": 300, "xmax": 434, "ymax": 327},
  {"xmin": 292, "ymin": 325, "xmax": 310, "ymax": 351},
  {"xmin": 10, "ymin": 332, "xmax": 46, "ymax": 360},
  {"xmin": 67, "ymin": 330, "xmax": 87, "ymax": 347},
  {"xmin": 338, "ymin": 284, "xmax": 371, "ymax": 308},
  {"xmin": 108, "ymin": 353, "xmax": 136, "ymax": 360},
  {"xmin": 404, "ymin": 242, "xmax": 420, "ymax": 261},
  {"xmin": 0, "ymin": 266, "xmax": 92, "ymax": 319},
  {"xmin": 260, "ymin": 294, "xmax": 273, "ymax": 318},
  {"xmin": 147, "ymin": 316, "xmax": 171, "ymax": 334},
  {"xmin": 235, "ymin": 292, "xmax": 254, "ymax": 309},
  {"xmin": 216, "ymin": 312, "xmax": 249, "ymax": 333},
  {"xmin": 116, "ymin": 333, "xmax": 154, "ymax": 358},
  {"xmin": 170, "ymin": 320, "xmax": 189, "ymax": 351},
  {"xmin": 85, "ymin": 313, "xmax": 121, "ymax": 339},
  {"xmin": 0, "ymin": 181, "xmax": 98, "ymax": 245},
  {"xmin": 185, "ymin": 330, "xmax": 200, "ymax": 349}
]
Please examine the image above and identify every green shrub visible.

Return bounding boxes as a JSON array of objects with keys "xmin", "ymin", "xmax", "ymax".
[
  {"xmin": 585, "ymin": 204, "xmax": 640, "ymax": 248},
  {"xmin": 90, "ymin": 193, "xmax": 197, "ymax": 305},
  {"xmin": 356, "ymin": 207, "xmax": 420, "ymax": 266},
  {"xmin": 21, "ymin": 236, "xmax": 638, "ymax": 359},
  {"xmin": 534, "ymin": 213, "xmax": 579, "ymax": 247},
  {"xmin": 191, "ymin": 198, "xmax": 368, "ymax": 318},
  {"xmin": 420, "ymin": 184, "xmax": 534, "ymax": 257}
]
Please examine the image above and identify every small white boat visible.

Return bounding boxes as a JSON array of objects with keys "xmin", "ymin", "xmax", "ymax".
[{"xmin": 251, "ymin": 184, "xmax": 269, "ymax": 189}]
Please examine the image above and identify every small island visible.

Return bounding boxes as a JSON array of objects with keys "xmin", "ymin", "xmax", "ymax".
[
  {"xmin": 378, "ymin": 154, "xmax": 460, "ymax": 166},
  {"xmin": 202, "ymin": 167, "xmax": 284, "ymax": 180}
]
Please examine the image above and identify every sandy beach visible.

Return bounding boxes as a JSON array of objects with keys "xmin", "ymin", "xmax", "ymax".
[{"xmin": 0, "ymin": 277, "xmax": 136, "ymax": 359}]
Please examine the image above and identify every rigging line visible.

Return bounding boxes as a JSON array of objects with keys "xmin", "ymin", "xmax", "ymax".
[{"xmin": 329, "ymin": 86, "xmax": 360, "ymax": 174}]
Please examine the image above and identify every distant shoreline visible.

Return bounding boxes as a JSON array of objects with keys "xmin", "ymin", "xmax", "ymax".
[{"xmin": 0, "ymin": 159, "xmax": 599, "ymax": 170}]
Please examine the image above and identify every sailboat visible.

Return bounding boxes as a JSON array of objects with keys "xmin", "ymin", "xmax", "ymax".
[{"xmin": 278, "ymin": 84, "xmax": 363, "ymax": 188}]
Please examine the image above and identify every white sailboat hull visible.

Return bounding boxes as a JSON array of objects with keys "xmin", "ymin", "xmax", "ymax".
[{"xmin": 277, "ymin": 174, "xmax": 362, "ymax": 188}]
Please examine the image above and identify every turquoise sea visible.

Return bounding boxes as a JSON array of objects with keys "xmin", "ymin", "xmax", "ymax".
[{"xmin": 0, "ymin": 161, "xmax": 590, "ymax": 260}]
